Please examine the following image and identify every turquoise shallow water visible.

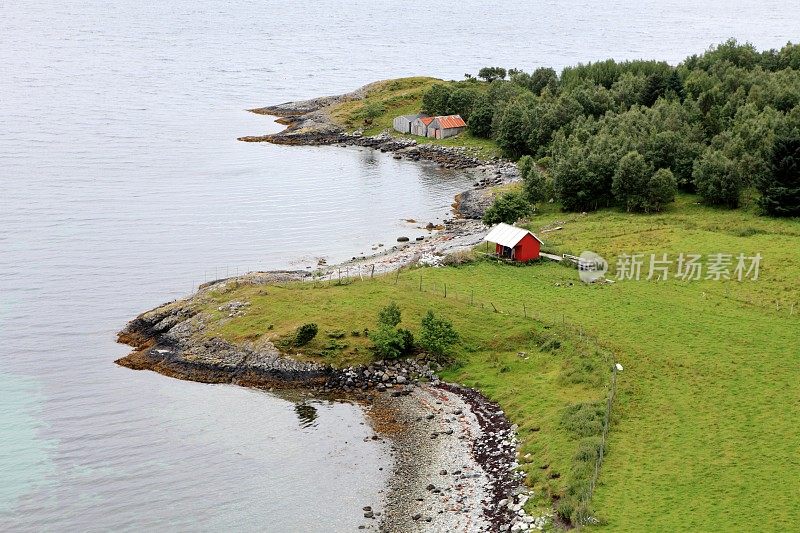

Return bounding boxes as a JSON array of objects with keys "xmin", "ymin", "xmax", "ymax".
[
  {"xmin": 1, "ymin": 0, "xmax": 798, "ymax": 530},
  {"xmin": 0, "ymin": 373, "xmax": 56, "ymax": 516}
]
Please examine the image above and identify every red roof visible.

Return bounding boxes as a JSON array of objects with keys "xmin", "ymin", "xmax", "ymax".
[
  {"xmin": 420, "ymin": 117, "xmax": 434, "ymax": 125},
  {"xmin": 434, "ymin": 115, "xmax": 466, "ymax": 129}
]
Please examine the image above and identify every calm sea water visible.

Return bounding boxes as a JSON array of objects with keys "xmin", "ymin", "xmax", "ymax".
[{"xmin": 1, "ymin": 1, "xmax": 797, "ymax": 530}]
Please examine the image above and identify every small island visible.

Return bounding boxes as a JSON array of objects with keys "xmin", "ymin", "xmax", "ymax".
[{"xmin": 119, "ymin": 40, "xmax": 800, "ymax": 532}]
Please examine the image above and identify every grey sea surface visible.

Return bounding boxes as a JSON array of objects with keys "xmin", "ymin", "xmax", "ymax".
[{"xmin": 1, "ymin": 0, "xmax": 797, "ymax": 530}]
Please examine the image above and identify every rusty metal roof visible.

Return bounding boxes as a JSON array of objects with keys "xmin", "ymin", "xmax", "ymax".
[
  {"xmin": 420, "ymin": 117, "xmax": 434, "ymax": 125},
  {"xmin": 433, "ymin": 115, "xmax": 466, "ymax": 129}
]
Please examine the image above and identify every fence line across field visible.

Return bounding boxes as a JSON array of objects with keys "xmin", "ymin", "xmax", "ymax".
[
  {"xmin": 190, "ymin": 262, "xmax": 798, "ymax": 320},
  {"xmin": 188, "ymin": 261, "xmax": 793, "ymax": 526}
]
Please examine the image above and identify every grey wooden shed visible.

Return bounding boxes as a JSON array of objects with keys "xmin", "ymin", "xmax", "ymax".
[{"xmin": 393, "ymin": 114, "xmax": 424, "ymax": 134}]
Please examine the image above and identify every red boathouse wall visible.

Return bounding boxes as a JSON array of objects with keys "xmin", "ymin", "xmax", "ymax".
[{"xmin": 494, "ymin": 234, "xmax": 540, "ymax": 261}]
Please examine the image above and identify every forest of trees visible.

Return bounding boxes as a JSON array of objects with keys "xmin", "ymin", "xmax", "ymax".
[{"xmin": 420, "ymin": 40, "xmax": 800, "ymax": 216}]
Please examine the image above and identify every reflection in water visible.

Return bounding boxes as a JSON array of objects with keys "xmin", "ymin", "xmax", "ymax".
[
  {"xmin": 359, "ymin": 147, "xmax": 379, "ymax": 166},
  {"xmin": 295, "ymin": 402, "xmax": 320, "ymax": 428}
]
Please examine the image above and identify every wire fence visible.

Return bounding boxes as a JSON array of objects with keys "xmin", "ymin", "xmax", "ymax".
[
  {"xmin": 585, "ymin": 364, "xmax": 617, "ymax": 521},
  {"xmin": 194, "ymin": 258, "xmax": 798, "ymax": 318},
  {"xmin": 304, "ymin": 268, "xmax": 617, "ymax": 508}
]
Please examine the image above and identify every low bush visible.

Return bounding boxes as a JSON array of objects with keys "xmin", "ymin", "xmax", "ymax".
[
  {"xmin": 573, "ymin": 436, "xmax": 604, "ymax": 463},
  {"xmin": 482, "ymin": 191, "xmax": 532, "ymax": 225},
  {"xmin": 560, "ymin": 354, "xmax": 605, "ymax": 387},
  {"xmin": 377, "ymin": 302, "xmax": 402, "ymax": 328},
  {"xmin": 370, "ymin": 302, "xmax": 415, "ymax": 359},
  {"xmin": 294, "ymin": 323, "xmax": 318, "ymax": 346},
  {"xmin": 561, "ymin": 402, "xmax": 606, "ymax": 438},
  {"xmin": 418, "ymin": 310, "xmax": 459, "ymax": 359},
  {"xmin": 370, "ymin": 326, "xmax": 414, "ymax": 359}
]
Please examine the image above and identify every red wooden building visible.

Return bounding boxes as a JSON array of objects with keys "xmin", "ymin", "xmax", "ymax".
[{"xmin": 483, "ymin": 223, "xmax": 543, "ymax": 262}]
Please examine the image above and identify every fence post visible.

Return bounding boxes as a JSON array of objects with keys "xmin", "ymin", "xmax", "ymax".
[
  {"xmin": 419, "ymin": 274, "xmax": 422, "ymax": 291},
  {"xmin": 471, "ymin": 290, "xmax": 474, "ymax": 305},
  {"xmin": 371, "ymin": 264, "xmax": 375, "ymax": 279},
  {"xmin": 523, "ymin": 302, "xmax": 527, "ymax": 318},
  {"xmin": 444, "ymin": 283, "xmax": 447, "ymax": 298}
]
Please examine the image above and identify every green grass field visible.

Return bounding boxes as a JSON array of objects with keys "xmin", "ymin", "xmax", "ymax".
[
  {"xmin": 328, "ymin": 77, "xmax": 503, "ymax": 159},
  {"xmin": 200, "ymin": 196, "xmax": 799, "ymax": 530}
]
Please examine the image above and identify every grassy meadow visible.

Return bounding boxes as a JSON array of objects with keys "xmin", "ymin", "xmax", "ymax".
[{"xmin": 200, "ymin": 195, "xmax": 799, "ymax": 530}]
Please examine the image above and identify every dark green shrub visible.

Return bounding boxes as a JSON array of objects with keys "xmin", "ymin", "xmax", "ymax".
[
  {"xmin": 421, "ymin": 84, "xmax": 453, "ymax": 115},
  {"xmin": 397, "ymin": 328, "xmax": 415, "ymax": 354},
  {"xmin": 693, "ymin": 148, "xmax": 743, "ymax": 208},
  {"xmin": 377, "ymin": 302, "xmax": 402, "ymax": 328},
  {"xmin": 418, "ymin": 310, "xmax": 459, "ymax": 359},
  {"xmin": 294, "ymin": 323, "xmax": 318, "ymax": 346},
  {"xmin": 370, "ymin": 326, "xmax": 413, "ymax": 360},
  {"xmin": 482, "ymin": 191, "xmax": 532, "ymax": 225},
  {"xmin": 467, "ymin": 97, "xmax": 494, "ymax": 138},
  {"xmin": 758, "ymin": 135, "xmax": 800, "ymax": 216},
  {"xmin": 355, "ymin": 102, "xmax": 385, "ymax": 123},
  {"xmin": 477, "ymin": 66, "xmax": 507, "ymax": 82},
  {"xmin": 647, "ymin": 168, "xmax": 677, "ymax": 212},
  {"xmin": 612, "ymin": 151, "xmax": 652, "ymax": 211}
]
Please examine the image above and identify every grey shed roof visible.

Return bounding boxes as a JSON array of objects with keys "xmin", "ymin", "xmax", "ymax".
[{"xmin": 483, "ymin": 223, "xmax": 543, "ymax": 248}]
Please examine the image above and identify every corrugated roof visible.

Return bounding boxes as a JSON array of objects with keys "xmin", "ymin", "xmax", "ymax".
[
  {"xmin": 483, "ymin": 223, "xmax": 543, "ymax": 248},
  {"xmin": 433, "ymin": 115, "xmax": 466, "ymax": 129},
  {"xmin": 420, "ymin": 117, "xmax": 434, "ymax": 125}
]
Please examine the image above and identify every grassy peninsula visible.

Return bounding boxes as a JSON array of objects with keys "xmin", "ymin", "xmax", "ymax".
[
  {"xmin": 191, "ymin": 193, "xmax": 799, "ymax": 530},
  {"xmin": 327, "ymin": 76, "xmax": 503, "ymax": 159}
]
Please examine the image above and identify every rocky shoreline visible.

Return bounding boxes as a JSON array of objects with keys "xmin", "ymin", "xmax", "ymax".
[
  {"xmin": 113, "ymin": 84, "xmax": 544, "ymax": 531},
  {"xmin": 116, "ymin": 269, "xmax": 543, "ymax": 531},
  {"xmin": 239, "ymin": 82, "xmax": 521, "ymax": 215},
  {"xmin": 233, "ymin": 83, "xmax": 521, "ymax": 278}
]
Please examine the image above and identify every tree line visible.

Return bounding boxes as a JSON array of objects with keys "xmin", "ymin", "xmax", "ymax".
[{"xmin": 421, "ymin": 39, "xmax": 800, "ymax": 217}]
